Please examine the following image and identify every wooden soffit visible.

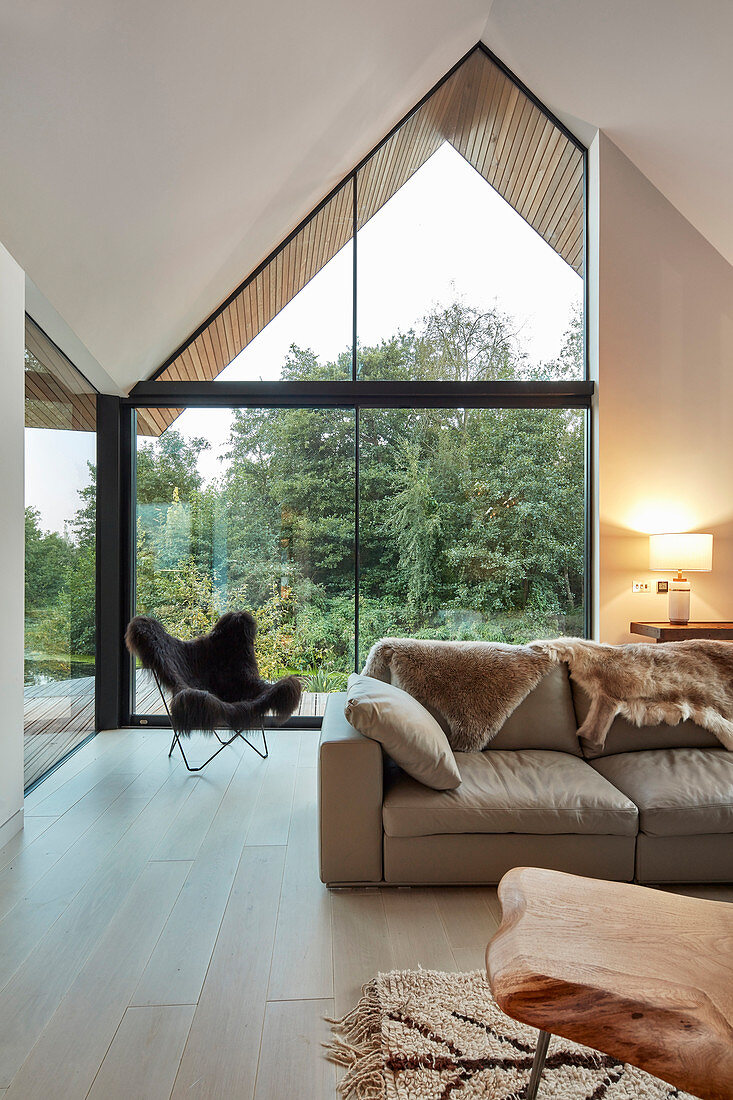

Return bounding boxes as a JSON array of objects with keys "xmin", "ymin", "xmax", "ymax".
[{"xmin": 153, "ymin": 45, "xmax": 584, "ymax": 390}]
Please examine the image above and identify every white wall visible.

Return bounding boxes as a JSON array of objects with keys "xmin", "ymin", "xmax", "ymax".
[
  {"xmin": 0, "ymin": 242, "xmax": 25, "ymax": 843},
  {"xmin": 594, "ymin": 132, "xmax": 733, "ymax": 642}
]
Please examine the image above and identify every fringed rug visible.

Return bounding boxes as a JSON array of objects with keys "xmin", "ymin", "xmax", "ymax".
[{"xmin": 325, "ymin": 969, "xmax": 698, "ymax": 1099}]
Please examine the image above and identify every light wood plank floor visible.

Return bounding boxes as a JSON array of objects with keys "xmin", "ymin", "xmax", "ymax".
[{"xmin": 2, "ymin": 728, "xmax": 731, "ymax": 1098}]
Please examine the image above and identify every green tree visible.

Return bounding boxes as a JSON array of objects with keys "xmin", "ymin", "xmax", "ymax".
[
  {"xmin": 137, "ymin": 429, "xmax": 210, "ymax": 504},
  {"xmin": 25, "ymin": 508, "xmax": 73, "ymax": 609}
]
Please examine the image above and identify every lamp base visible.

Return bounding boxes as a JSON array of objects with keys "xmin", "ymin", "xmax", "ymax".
[{"xmin": 668, "ymin": 579, "xmax": 690, "ymax": 625}]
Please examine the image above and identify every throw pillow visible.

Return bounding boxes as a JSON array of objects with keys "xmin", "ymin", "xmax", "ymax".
[{"xmin": 345, "ymin": 673, "xmax": 461, "ymax": 790}]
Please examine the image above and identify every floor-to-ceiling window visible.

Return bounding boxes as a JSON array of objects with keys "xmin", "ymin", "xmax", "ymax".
[
  {"xmin": 127, "ymin": 44, "xmax": 589, "ymax": 723},
  {"xmin": 132, "ymin": 406, "xmax": 356, "ymax": 715},
  {"xmin": 24, "ymin": 318, "xmax": 97, "ymax": 786}
]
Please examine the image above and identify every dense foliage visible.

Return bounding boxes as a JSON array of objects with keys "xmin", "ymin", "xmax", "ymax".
[{"xmin": 25, "ymin": 300, "xmax": 585, "ymax": 689}]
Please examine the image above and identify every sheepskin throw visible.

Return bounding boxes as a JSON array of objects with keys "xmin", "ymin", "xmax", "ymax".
[
  {"xmin": 325, "ymin": 968, "xmax": 695, "ymax": 1100},
  {"xmin": 125, "ymin": 611, "xmax": 302, "ymax": 735},
  {"xmin": 363, "ymin": 639, "xmax": 552, "ymax": 751},
  {"xmin": 363, "ymin": 636, "xmax": 733, "ymax": 752},
  {"xmin": 535, "ymin": 636, "xmax": 733, "ymax": 751}
]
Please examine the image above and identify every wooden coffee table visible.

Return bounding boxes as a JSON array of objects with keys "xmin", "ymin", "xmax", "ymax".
[{"xmin": 486, "ymin": 868, "xmax": 733, "ymax": 1100}]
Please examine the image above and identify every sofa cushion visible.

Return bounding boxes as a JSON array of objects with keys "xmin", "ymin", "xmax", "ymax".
[
  {"xmin": 592, "ymin": 748, "xmax": 733, "ymax": 837},
  {"xmin": 382, "ymin": 750, "xmax": 638, "ymax": 838},
  {"xmin": 344, "ymin": 673, "xmax": 461, "ymax": 790},
  {"xmin": 572, "ymin": 683, "xmax": 720, "ymax": 759},
  {"xmin": 487, "ymin": 664, "xmax": 582, "ymax": 755}
]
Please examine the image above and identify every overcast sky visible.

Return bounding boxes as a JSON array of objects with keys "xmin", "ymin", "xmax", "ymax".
[{"xmin": 27, "ymin": 143, "xmax": 581, "ymax": 532}]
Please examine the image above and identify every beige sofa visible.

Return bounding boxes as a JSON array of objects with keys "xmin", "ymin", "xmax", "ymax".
[{"xmin": 318, "ymin": 664, "xmax": 733, "ymax": 886}]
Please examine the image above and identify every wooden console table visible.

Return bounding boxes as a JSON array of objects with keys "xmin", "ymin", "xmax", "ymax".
[
  {"xmin": 487, "ymin": 867, "xmax": 733, "ymax": 1100},
  {"xmin": 630, "ymin": 621, "xmax": 733, "ymax": 642}
]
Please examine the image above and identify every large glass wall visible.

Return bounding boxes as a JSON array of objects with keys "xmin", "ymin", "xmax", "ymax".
[
  {"xmin": 129, "ymin": 45, "xmax": 588, "ymax": 721},
  {"xmin": 24, "ymin": 318, "xmax": 97, "ymax": 787},
  {"xmin": 132, "ymin": 401, "xmax": 585, "ymax": 717}
]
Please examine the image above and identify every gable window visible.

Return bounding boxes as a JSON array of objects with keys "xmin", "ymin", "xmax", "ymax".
[{"xmin": 120, "ymin": 44, "xmax": 590, "ymax": 725}]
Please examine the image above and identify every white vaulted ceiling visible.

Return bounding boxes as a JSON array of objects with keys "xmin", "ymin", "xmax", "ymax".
[{"xmin": 1, "ymin": 1, "xmax": 731, "ymax": 391}]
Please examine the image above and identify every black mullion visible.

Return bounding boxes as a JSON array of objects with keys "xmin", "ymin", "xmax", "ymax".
[
  {"xmin": 352, "ymin": 175, "xmax": 358, "ymax": 382},
  {"xmin": 126, "ymin": 381, "xmax": 594, "ymax": 409},
  {"xmin": 354, "ymin": 407, "xmax": 360, "ymax": 672},
  {"xmin": 96, "ymin": 395, "xmax": 123, "ymax": 730},
  {"xmin": 122, "ymin": 409, "xmax": 137, "ymax": 722},
  {"xmin": 353, "ymin": 174, "xmax": 360, "ymax": 672},
  {"xmin": 584, "ymin": 407, "xmax": 593, "ymax": 641}
]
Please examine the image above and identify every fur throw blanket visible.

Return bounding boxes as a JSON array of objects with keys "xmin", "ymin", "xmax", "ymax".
[
  {"xmin": 363, "ymin": 639, "xmax": 552, "ymax": 751},
  {"xmin": 363, "ymin": 636, "xmax": 733, "ymax": 752}
]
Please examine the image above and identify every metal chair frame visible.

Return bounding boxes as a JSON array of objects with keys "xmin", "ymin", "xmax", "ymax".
[{"xmin": 153, "ymin": 671, "xmax": 268, "ymax": 772}]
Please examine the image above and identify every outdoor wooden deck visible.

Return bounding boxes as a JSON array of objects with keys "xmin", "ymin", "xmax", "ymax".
[{"xmin": 24, "ymin": 673, "xmax": 328, "ymax": 789}]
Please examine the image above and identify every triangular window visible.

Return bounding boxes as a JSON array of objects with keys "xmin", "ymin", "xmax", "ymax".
[{"xmin": 152, "ymin": 45, "xmax": 583, "ymax": 393}]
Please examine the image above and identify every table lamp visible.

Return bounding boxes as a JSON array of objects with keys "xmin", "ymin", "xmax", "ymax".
[{"xmin": 649, "ymin": 533, "xmax": 713, "ymax": 624}]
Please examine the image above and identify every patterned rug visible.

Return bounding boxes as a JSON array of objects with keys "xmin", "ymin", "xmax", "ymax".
[{"xmin": 325, "ymin": 969, "xmax": 698, "ymax": 1099}]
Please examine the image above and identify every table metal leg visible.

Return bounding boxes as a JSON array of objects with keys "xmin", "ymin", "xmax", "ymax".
[{"xmin": 526, "ymin": 1029, "xmax": 551, "ymax": 1100}]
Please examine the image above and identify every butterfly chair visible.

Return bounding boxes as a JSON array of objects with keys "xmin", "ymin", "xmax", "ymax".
[{"xmin": 125, "ymin": 611, "xmax": 302, "ymax": 772}]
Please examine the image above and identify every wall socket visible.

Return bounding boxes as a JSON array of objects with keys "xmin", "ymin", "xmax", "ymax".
[{"xmin": 632, "ymin": 581, "xmax": 652, "ymax": 593}]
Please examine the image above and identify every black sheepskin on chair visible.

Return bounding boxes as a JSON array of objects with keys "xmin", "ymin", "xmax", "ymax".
[{"xmin": 125, "ymin": 611, "xmax": 302, "ymax": 736}]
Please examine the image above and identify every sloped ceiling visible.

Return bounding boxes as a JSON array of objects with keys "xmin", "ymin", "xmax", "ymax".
[
  {"xmin": 1, "ymin": 1, "xmax": 731, "ymax": 392},
  {"xmin": 483, "ymin": 0, "xmax": 733, "ymax": 267}
]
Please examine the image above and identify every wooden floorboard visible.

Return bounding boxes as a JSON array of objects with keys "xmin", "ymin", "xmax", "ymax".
[
  {"xmin": 254, "ymin": 998, "xmax": 336, "ymax": 1100},
  {"xmin": 4, "ymin": 860, "xmax": 191, "ymax": 1100},
  {"xmin": 87, "ymin": 1005, "xmax": 196, "ymax": 1100},
  {"xmin": 170, "ymin": 846, "xmax": 286, "ymax": 1100},
  {"xmin": 0, "ymin": 727, "xmax": 729, "ymax": 1098}
]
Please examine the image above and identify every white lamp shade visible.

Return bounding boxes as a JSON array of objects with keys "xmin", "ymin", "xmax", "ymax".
[{"xmin": 649, "ymin": 533, "xmax": 713, "ymax": 572}]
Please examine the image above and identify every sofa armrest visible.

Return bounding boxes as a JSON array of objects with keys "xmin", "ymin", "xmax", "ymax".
[{"xmin": 318, "ymin": 693, "xmax": 384, "ymax": 884}]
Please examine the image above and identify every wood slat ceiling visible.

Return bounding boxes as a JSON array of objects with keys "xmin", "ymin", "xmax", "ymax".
[{"xmin": 154, "ymin": 47, "xmax": 584, "ymax": 403}]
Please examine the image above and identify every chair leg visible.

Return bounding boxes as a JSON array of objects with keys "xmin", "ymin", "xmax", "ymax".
[
  {"xmin": 236, "ymin": 727, "xmax": 268, "ymax": 760},
  {"xmin": 172, "ymin": 729, "xmax": 244, "ymax": 773}
]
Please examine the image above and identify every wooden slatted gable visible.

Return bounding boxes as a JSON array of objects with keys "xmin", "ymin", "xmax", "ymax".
[
  {"xmin": 135, "ymin": 407, "xmax": 183, "ymax": 437},
  {"xmin": 155, "ymin": 46, "xmax": 583, "ymax": 389},
  {"xmin": 434, "ymin": 50, "xmax": 584, "ymax": 276}
]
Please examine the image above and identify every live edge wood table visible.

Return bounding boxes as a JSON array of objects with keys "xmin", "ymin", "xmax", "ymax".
[
  {"xmin": 486, "ymin": 868, "xmax": 733, "ymax": 1100},
  {"xmin": 630, "ymin": 621, "xmax": 733, "ymax": 642}
]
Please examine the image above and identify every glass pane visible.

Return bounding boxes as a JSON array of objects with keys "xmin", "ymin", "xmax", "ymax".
[
  {"xmin": 358, "ymin": 407, "xmax": 585, "ymax": 663},
  {"xmin": 24, "ymin": 320, "xmax": 96, "ymax": 789},
  {"xmin": 133, "ymin": 406, "xmax": 355, "ymax": 717},
  {"xmin": 357, "ymin": 141, "xmax": 583, "ymax": 382}
]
